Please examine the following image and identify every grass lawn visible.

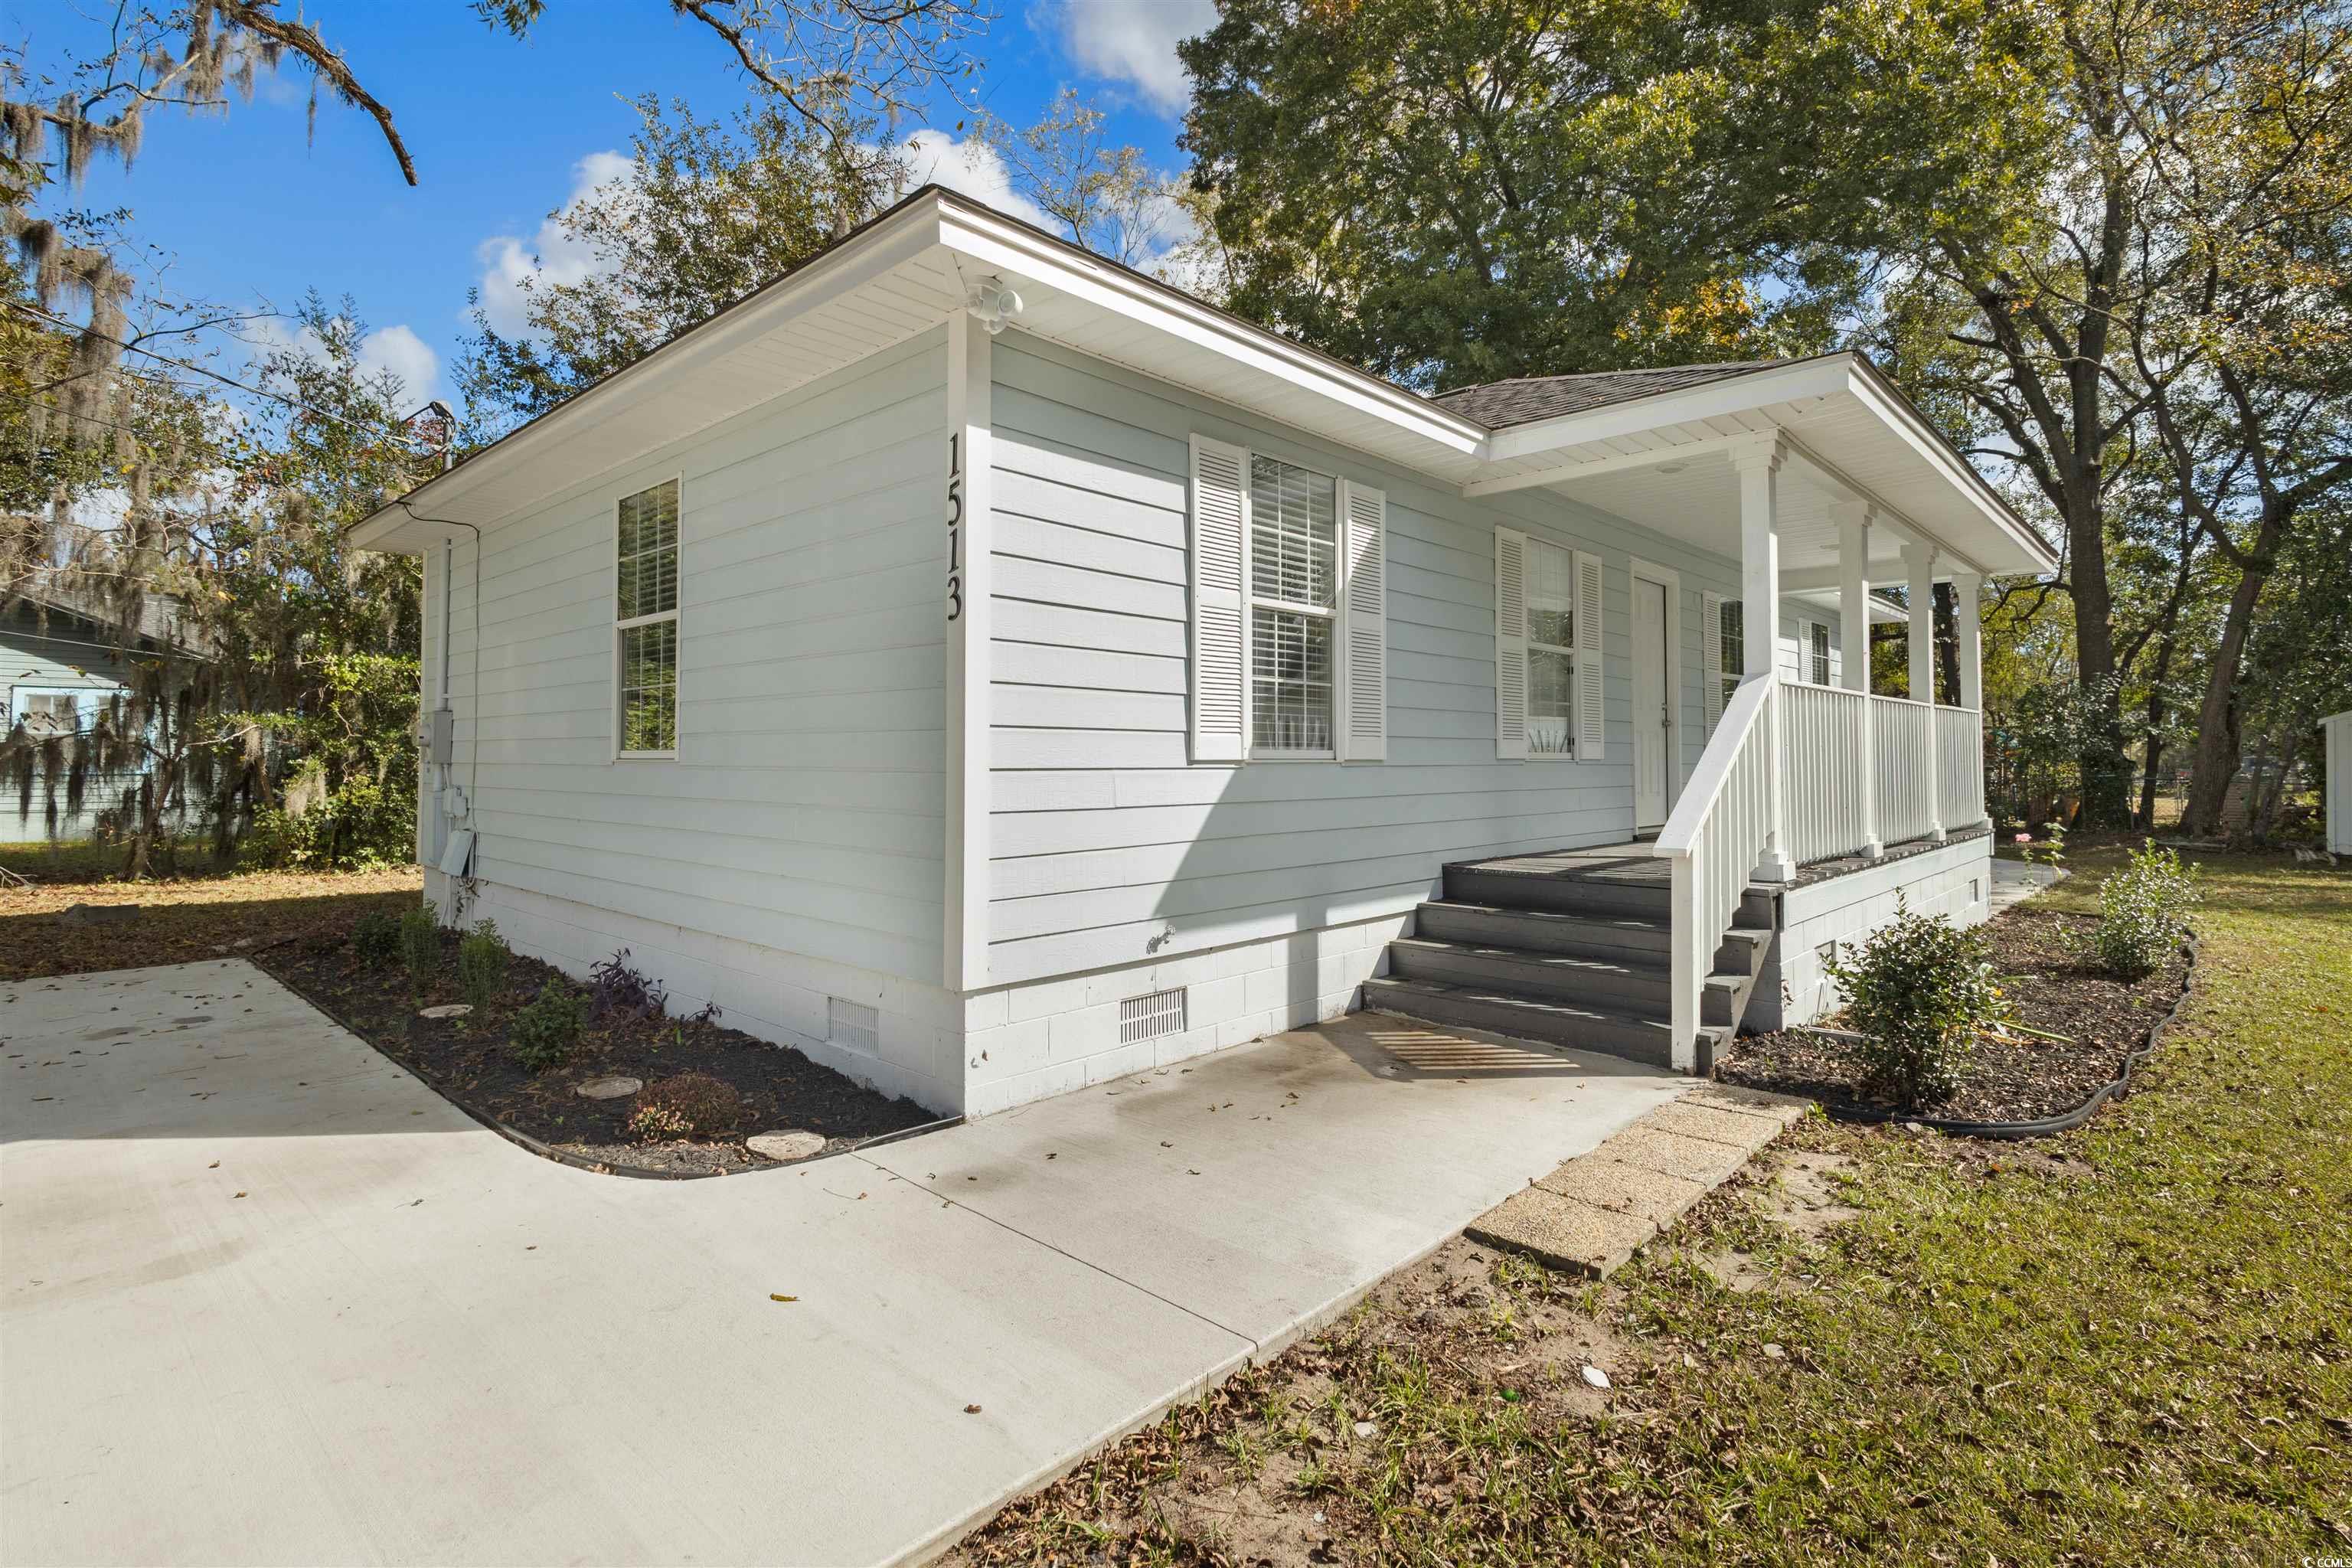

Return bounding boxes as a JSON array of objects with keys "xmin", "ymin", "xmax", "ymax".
[{"xmin": 956, "ymin": 848, "xmax": 2352, "ymax": 1566}]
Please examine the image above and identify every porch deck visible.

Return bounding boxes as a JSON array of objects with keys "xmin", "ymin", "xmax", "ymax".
[{"xmin": 1450, "ymin": 823, "xmax": 1991, "ymax": 893}]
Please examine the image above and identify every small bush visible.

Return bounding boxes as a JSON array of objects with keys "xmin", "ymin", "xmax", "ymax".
[
  {"xmin": 509, "ymin": 981, "xmax": 586, "ymax": 1072},
  {"xmin": 1822, "ymin": 895, "xmax": 2008, "ymax": 1111},
  {"xmin": 625, "ymin": 1100, "xmax": 693, "ymax": 1142},
  {"xmin": 2079, "ymin": 839, "xmax": 2199, "ymax": 979},
  {"xmin": 588, "ymin": 947, "xmax": 667, "ymax": 1021},
  {"xmin": 632, "ymin": 1071, "xmax": 744, "ymax": 1138},
  {"xmin": 351, "ymin": 908, "xmax": 402, "ymax": 963},
  {"xmin": 456, "ymin": 920, "xmax": 511, "ymax": 1008},
  {"xmin": 398, "ymin": 906, "xmax": 442, "ymax": 984}
]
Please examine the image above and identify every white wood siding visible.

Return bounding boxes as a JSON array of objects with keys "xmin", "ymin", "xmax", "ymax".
[
  {"xmin": 434, "ymin": 330, "xmax": 949, "ymax": 984},
  {"xmin": 983, "ymin": 337, "xmax": 1742, "ymax": 987}
]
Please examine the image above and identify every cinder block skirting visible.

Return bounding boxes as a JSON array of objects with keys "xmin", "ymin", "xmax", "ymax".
[{"xmin": 1465, "ymin": 1083, "xmax": 1808, "ymax": 1276}]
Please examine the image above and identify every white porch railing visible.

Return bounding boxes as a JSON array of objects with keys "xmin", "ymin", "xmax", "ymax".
[
  {"xmin": 1873, "ymin": 695, "xmax": 1939, "ymax": 845},
  {"xmin": 1655, "ymin": 673, "xmax": 1775, "ymax": 1073},
  {"xmin": 1780, "ymin": 683, "xmax": 1871, "ymax": 864},
  {"xmin": 1937, "ymin": 704, "xmax": 1985, "ymax": 829}
]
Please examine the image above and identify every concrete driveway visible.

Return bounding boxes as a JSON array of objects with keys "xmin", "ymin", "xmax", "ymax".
[{"xmin": 2, "ymin": 960, "xmax": 1684, "ymax": 1566}]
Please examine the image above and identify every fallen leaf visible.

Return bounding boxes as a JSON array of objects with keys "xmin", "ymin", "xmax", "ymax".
[
  {"xmin": 964, "ymin": 1403, "xmax": 983, "ymax": 1414},
  {"xmin": 770, "ymin": 1293, "xmax": 798, "ymax": 1303},
  {"xmin": 232, "ymin": 1191, "xmax": 247, "ymax": 1199}
]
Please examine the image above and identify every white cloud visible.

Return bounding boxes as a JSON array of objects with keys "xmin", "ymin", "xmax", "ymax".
[
  {"xmin": 354, "ymin": 324, "xmax": 439, "ymax": 400},
  {"xmin": 898, "ymin": 129, "xmax": 1057, "ymax": 231},
  {"xmin": 1041, "ymin": 0, "xmax": 1217, "ymax": 116},
  {"xmin": 472, "ymin": 150, "xmax": 633, "ymax": 336},
  {"xmin": 243, "ymin": 316, "xmax": 440, "ymax": 401}
]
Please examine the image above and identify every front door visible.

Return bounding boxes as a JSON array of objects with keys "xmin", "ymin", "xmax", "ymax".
[{"xmin": 1632, "ymin": 574, "xmax": 1671, "ymax": 828}]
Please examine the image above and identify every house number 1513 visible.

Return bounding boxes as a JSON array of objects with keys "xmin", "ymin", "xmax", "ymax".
[{"xmin": 944, "ymin": 433, "xmax": 964, "ymax": 622}]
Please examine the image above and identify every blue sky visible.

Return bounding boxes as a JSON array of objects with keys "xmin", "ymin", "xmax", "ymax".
[{"xmin": 34, "ymin": 1, "xmax": 1214, "ymax": 407}]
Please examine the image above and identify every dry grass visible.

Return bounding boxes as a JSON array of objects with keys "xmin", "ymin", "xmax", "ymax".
[
  {"xmin": 0, "ymin": 862, "xmax": 422, "ymax": 982},
  {"xmin": 952, "ymin": 850, "xmax": 2352, "ymax": 1566}
]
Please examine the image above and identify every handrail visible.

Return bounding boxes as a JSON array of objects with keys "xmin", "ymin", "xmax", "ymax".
[{"xmin": 1655, "ymin": 672, "xmax": 1772, "ymax": 857}]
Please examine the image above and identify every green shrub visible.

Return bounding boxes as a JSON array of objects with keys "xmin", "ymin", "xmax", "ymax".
[
  {"xmin": 632, "ymin": 1071, "xmax": 744, "ymax": 1138},
  {"xmin": 509, "ymin": 981, "xmax": 586, "ymax": 1072},
  {"xmin": 351, "ymin": 907, "xmax": 402, "ymax": 963},
  {"xmin": 398, "ymin": 906, "xmax": 442, "ymax": 984},
  {"xmin": 2079, "ymin": 839, "xmax": 2200, "ymax": 979},
  {"xmin": 456, "ymin": 920, "xmax": 511, "ymax": 1008},
  {"xmin": 1822, "ymin": 896, "xmax": 2008, "ymax": 1111}
]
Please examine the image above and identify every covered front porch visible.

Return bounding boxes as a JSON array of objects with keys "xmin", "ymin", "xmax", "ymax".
[{"xmin": 1442, "ymin": 355, "xmax": 2058, "ymax": 1068}]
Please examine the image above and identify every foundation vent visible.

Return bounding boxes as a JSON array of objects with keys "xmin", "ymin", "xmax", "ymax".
[
  {"xmin": 827, "ymin": 996, "xmax": 880, "ymax": 1054},
  {"xmin": 1119, "ymin": 986, "xmax": 1187, "ymax": 1046}
]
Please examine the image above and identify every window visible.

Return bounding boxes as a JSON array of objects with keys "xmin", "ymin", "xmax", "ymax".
[
  {"xmin": 13, "ymin": 691, "xmax": 83, "ymax": 737},
  {"xmin": 1526, "ymin": 537, "xmax": 1577, "ymax": 756},
  {"xmin": 1809, "ymin": 620, "xmax": 1831, "ymax": 685},
  {"xmin": 1248, "ymin": 454, "xmax": 1337, "ymax": 752},
  {"xmin": 1717, "ymin": 599, "xmax": 1745, "ymax": 713},
  {"xmin": 615, "ymin": 478, "xmax": 681, "ymax": 756}
]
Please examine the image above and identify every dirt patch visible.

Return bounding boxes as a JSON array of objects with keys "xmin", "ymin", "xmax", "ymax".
[
  {"xmin": 1719, "ymin": 906, "xmax": 2191, "ymax": 1123},
  {"xmin": 1, "ymin": 867, "xmax": 422, "ymax": 982},
  {"xmin": 257, "ymin": 927, "xmax": 937, "ymax": 1176}
]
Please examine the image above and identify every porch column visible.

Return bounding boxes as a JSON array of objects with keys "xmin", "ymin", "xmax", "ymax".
[
  {"xmin": 1954, "ymin": 570, "xmax": 1984, "ymax": 828},
  {"xmin": 1733, "ymin": 434, "xmax": 1793, "ymax": 882},
  {"xmin": 1834, "ymin": 501, "xmax": 1882, "ymax": 858},
  {"xmin": 1905, "ymin": 541, "xmax": 1943, "ymax": 842}
]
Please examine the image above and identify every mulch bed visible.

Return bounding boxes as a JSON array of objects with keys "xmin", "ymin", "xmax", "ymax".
[
  {"xmin": 1718, "ymin": 906, "xmax": 2193, "ymax": 1125},
  {"xmin": 256, "ymin": 925, "xmax": 938, "ymax": 1177}
]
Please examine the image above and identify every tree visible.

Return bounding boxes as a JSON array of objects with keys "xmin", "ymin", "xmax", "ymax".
[
  {"xmin": 971, "ymin": 89, "xmax": 1189, "ymax": 267},
  {"xmin": 458, "ymin": 94, "xmax": 895, "ymax": 433},
  {"xmin": 473, "ymin": 0, "xmax": 987, "ymax": 152}
]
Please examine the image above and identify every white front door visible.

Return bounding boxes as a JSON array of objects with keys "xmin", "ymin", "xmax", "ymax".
[{"xmin": 1632, "ymin": 574, "xmax": 1671, "ymax": 828}]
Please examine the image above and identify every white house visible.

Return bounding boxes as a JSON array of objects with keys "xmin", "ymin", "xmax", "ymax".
[{"xmin": 350, "ymin": 187, "xmax": 2056, "ymax": 1117}]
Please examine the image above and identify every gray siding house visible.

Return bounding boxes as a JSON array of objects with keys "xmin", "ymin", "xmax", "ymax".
[{"xmin": 351, "ymin": 188, "xmax": 2054, "ymax": 1117}]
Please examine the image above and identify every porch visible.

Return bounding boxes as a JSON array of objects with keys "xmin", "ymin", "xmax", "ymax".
[{"xmin": 1425, "ymin": 356, "xmax": 2053, "ymax": 1070}]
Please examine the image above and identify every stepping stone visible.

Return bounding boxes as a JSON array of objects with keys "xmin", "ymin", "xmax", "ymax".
[
  {"xmin": 1466, "ymin": 1187, "xmax": 1654, "ymax": 1279},
  {"xmin": 419, "ymin": 1004, "xmax": 473, "ymax": 1020},
  {"xmin": 575, "ymin": 1076, "xmax": 642, "ymax": 1100},
  {"xmin": 746, "ymin": 1129, "xmax": 828, "ymax": 1161}
]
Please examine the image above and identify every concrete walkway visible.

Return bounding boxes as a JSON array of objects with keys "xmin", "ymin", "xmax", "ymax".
[
  {"xmin": 2, "ymin": 962, "xmax": 1686, "ymax": 1567},
  {"xmin": 1990, "ymin": 856, "xmax": 2067, "ymax": 913}
]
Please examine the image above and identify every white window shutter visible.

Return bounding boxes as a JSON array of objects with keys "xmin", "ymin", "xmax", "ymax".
[
  {"xmin": 1338, "ymin": 480, "xmax": 1387, "ymax": 761},
  {"xmin": 1188, "ymin": 434, "xmax": 1249, "ymax": 763},
  {"xmin": 1703, "ymin": 591, "xmax": 1724, "ymax": 734},
  {"xmin": 1494, "ymin": 528, "xmax": 1528, "ymax": 760},
  {"xmin": 1575, "ymin": 550, "xmax": 1606, "ymax": 762}
]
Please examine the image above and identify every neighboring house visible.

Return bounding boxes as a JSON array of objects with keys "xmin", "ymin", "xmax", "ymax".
[
  {"xmin": 351, "ymin": 187, "xmax": 2056, "ymax": 1117},
  {"xmin": 1, "ymin": 584, "xmax": 191, "ymax": 841}
]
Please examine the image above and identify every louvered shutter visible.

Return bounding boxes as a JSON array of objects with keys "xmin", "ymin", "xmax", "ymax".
[
  {"xmin": 1702, "ymin": 591, "xmax": 1724, "ymax": 734},
  {"xmin": 1337, "ymin": 480, "xmax": 1387, "ymax": 761},
  {"xmin": 1188, "ymin": 434, "xmax": 1249, "ymax": 763},
  {"xmin": 1494, "ymin": 528, "xmax": 1528, "ymax": 760},
  {"xmin": 1575, "ymin": 550, "xmax": 1606, "ymax": 762}
]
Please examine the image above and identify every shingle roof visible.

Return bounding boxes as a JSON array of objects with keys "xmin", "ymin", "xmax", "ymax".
[{"xmin": 1429, "ymin": 360, "xmax": 1808, "ymax": 430}]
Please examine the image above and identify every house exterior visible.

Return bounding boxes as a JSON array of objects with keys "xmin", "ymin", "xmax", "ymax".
[
  {"xmin": 350, "ymin": 188, "xmax": 2056, "ymax": 1117},
  {"xmin": 2, "ymin": 585, "xmax": 186, "ymax": 842}
]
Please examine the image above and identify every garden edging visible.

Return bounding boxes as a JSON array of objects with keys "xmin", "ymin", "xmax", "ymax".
[
  {"xmin": 258, "ymin": 955, "xmax": 962, "ymax": 1179},
  {"xmin": 1785, "ymin": 934, "xmax": 2201, "ymax": 1140}
]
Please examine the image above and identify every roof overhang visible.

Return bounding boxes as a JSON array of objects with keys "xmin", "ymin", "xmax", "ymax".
[
  {"xmin": 1453, "ymin": 354, "xmax": 2057, "ymax": 580},
  {"xmin": 351, "ymin": 188, "xmax": 2056, "ymax": 589}
]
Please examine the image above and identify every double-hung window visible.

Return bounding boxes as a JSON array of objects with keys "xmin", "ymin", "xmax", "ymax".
[
  {"xmin": 615, "ymin": 478, "xmax": 681, "ymax": 757},
  {"xmin": 1247, "ymin": 454, "xmax": 1338, "ymax": 754},
  {"xmin": 1808, "ymin": 620, "xmax": 1832, "ymax": 685},
  {"xmin": 1525, "ymin": 537, "xmax": 1578, "ymax": 756}
]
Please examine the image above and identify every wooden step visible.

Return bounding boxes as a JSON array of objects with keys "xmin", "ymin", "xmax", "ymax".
[
  {"xmin": 1363, "ymin": 975, "xmax": 1731, "ymax": 1071},
  {"xmin": 1414, "ymin": 901, "xmax": 1768, "ymax": 974},
  {"xmin": 1385, "ymin": 938, "xmax": 1747, "ymax": 1027},
  {"xmin": 1441, "ymin": 863, "xmax": 1777, "ymax": 928}
]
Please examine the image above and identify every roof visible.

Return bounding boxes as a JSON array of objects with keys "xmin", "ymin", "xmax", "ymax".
[
  {"xmin": 1432, "ymin": 361, "xmax": 1810, "ymax": 430},
  {"xmin": 350, "ymin": 186, "xmax": 2057, "ymax": 580}
]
